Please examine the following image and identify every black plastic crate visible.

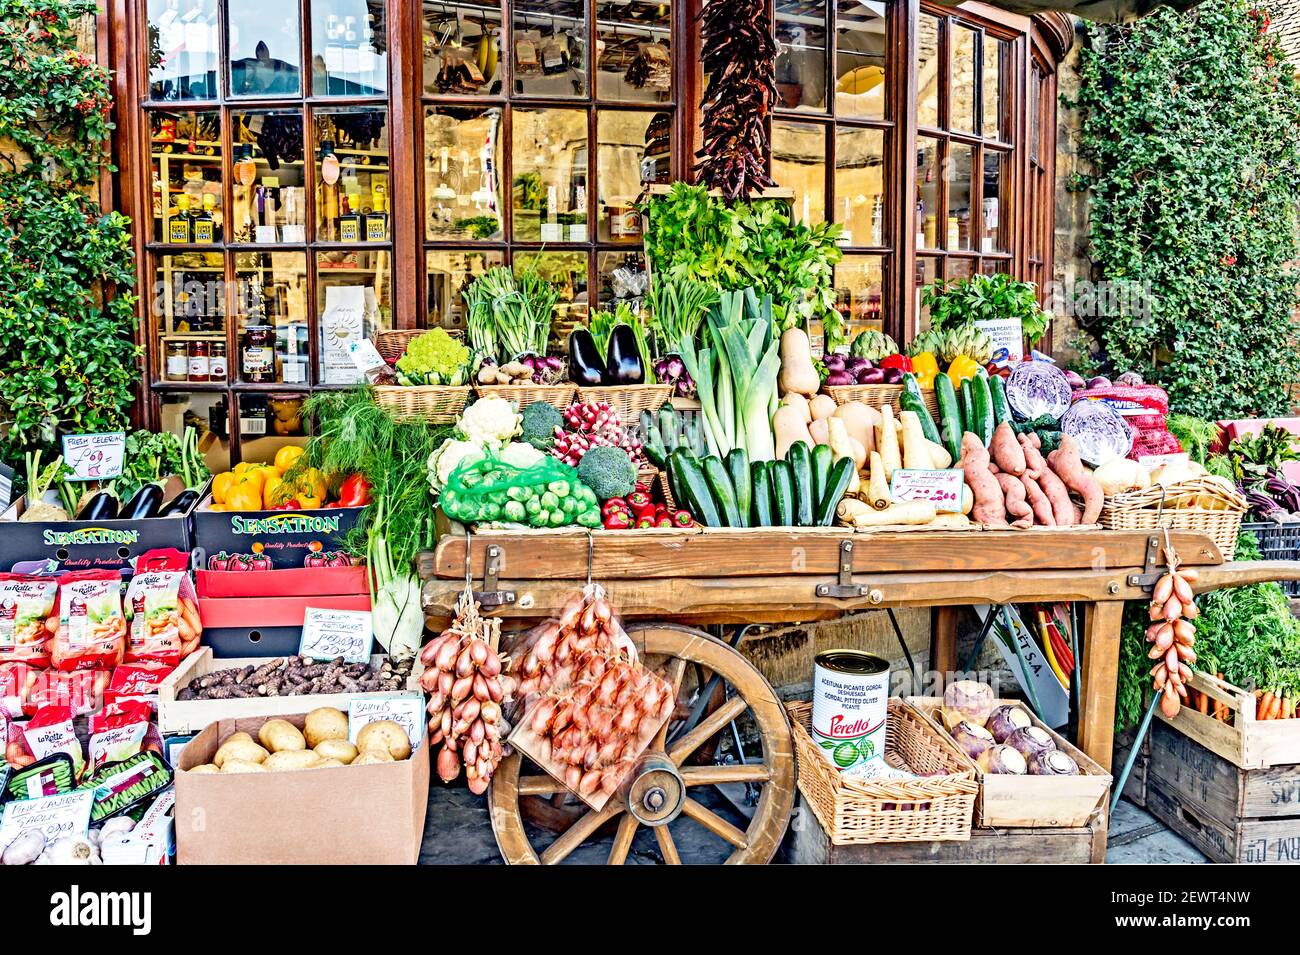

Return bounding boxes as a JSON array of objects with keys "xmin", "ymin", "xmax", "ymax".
[{"xmin": 1241, "ymin": 522, "xmax": 1300, "ymax": 595}]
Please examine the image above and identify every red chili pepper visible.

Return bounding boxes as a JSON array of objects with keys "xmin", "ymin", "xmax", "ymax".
[
  {"xmin": 338, "ymin": 473, "xmax": 372, "ymax": 507},
  {"xmin": 635, "ymin": 514, "xmax": 656, "ymax": 529},
  {"xmin": 880, "ymin": 354, "xmax": 913, "ymax": 372},
  {"xmin": 655, "ymin": 515, "xmax": 674, "ymax": 528},
  {"xmin": 626, "ymin": 490, "xmax": 652, "ymax": 510},
  {"xmin": 603, "ymin": 511, "xmax": 632, "ymax": 530},
  {"xmin": 672, "ymin": 510, "xmax": 693, "ymax": 527}
]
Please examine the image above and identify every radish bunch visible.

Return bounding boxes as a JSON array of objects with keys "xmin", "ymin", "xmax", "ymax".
[
  {"xmin": 550, "ymin": 402, "xmax": 643, "ymax": 468},
  {"xmin": 1146, "ymin": 561, "xmax": 1200, "ymax": 719}
]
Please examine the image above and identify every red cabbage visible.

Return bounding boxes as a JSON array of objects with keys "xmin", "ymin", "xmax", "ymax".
[
  {"xmin": 1060, "ymin": 399, "xmax": 1133, "ymax": 466},
  {"xmin": 1006, "ymin": 361, "xmax": 1072, "ymax": 421}
]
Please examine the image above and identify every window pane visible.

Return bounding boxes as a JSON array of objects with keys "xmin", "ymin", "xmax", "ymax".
[
  {"xmin": 160, "ymin": 393, "xmax": 230, "ymax": 470},
  {"xmin": 311, "ymin": 0, "xmax": 388, "ymax": 95},
  {"xmin": 148, "ymin": 0, "xmax": 219, "ymax": 101},
  {"xmin": 228, "ymin": 0, "xmax": 301, "ymax": 96},
  {"xmin": 317, "ymin": 249, "xmax": 392, "ymax": 384},
  {"xmin": 597, "ymin": 250, "xmax": 648, "ymax": 310},
  {"xmin": 313, "ymin": 108, "xmax": 390, "ymax": 242},
  {"xmin": 512, "ymin": 108, "xmax": 588, "ymax": 242},
  {"xmin": 235, "ymin": 251, "xmax": 309, "ymax": 385},
  {"xmin": 834, "ymin": 127, "xmax": 885, "ymax": 247},
  {"xmin": 425, "ymin": 106, "xmax": 504, "ymax": 241},
  {"xmin": 425, "ymin": 251, "xmax": 504, "ymax": 330},
  {"xmin": 597, "ymin": 111, "xmax": 668, "ymax": 242},
  {"xmin": 515, "ymin": 251, "xmax": 588, "ymax": 346},
  {"xmin": 151, "ymin": 110, "xmax": 224, "ymax": 244},
  {"xmin": 597, "ymin": 0, "xmax": 672, "ymax": 102},
  {"xmin": 916, "ymin": 13, "xmax": 940, "ymax": 129},
  {"xmin": 153, "ymin": 252, "xmax": 225, "ymax": 385},
  {"xmin": 772, "ymin": 121, "xmax": 826, "ymax": 225},
  {"xmin": 983, "ymin": 35, "xmax": 1006, "ymax": 140},
  {"xmin": 835, "ymin": 0, "xmax": 886, "ymax": 119},
  {"xmin": 946, "ymin": 142, "xmax": 974, "ymax": 251},
  {"xmin": 951, "ymin": 25, "xmax": 976, "ymax": 133},
  {"xmin": 423, "ymin": 1, "xmax": 503, "ymax": 96},
  {"xmin": 514, "ymin": 0, "xmax": 587, "ymax": 97},
  {"xmin": 946, "ymin": 257, "xmax": 975, "ymax": 281},
  {"xmin": 240, "ymin": 395, "xmax": 309, "ymax": 459},
  {"xmin": 835, "ymin": 255, "xmax": 885, "ymax": 337},
  {"xmin": 232, "ymin": 110, "xmax": 306, "ymax": 244},
  {"xmin": 914, "ymin": 136, "xmax": 939, "ymax": 250},
  {"xmin": 915, "ymin": 254, "xmax": 940, "ymax": 332},
  {"xmin": 776, "ymin": 0, "xmax": 826, "ymax": 112},
  {"xmin": 980, "ymin": 257, "xmax": 1009, "ymax": 277},
  {"xmin": 980, "ymin": 149, "xmax": 1008, "ymax": 254}
]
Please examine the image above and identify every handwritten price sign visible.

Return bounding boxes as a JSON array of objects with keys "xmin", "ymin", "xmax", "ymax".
[
  {"xmin": 0, "ymin": 790, "xmax": 93, "ymax": 852},
  {"xmin": 349, "ymin": 697, "xmax": 424, "ymax": 750},
  {"xmin": 61, "ymin": 431, "xmax": 126, "ymax": 482},
  {"xmin": 299, "ymin": 607, "xmax": 373, "ymax": 663},
  {"xmin": 889, "ymin": 468, "xmax": 966, "ymax": 514}
]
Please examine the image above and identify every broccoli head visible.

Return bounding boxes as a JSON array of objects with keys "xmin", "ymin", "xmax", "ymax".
[
  {"xmin": 576, "ymin": 446, "xmax": 636, "ymax": 501},
  {"xmin": 520, "ymin": 402, "xmax": 564, "ymax": 450}
]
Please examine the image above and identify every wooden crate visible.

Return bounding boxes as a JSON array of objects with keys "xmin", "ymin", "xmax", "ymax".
[
  {"xmin": 788, "ymin": 795, "xmax": 1106, "ymax": 864},
  {"xmin": 907, "ymin": 696, "xmax": 1112, "ymax": 828},
  {"xmin": 1155, "ymin": 670, "xmax": 1300, "ymax": 770},
  {"xmin": 158, "ymin": 648, "xmax": 424, "ymax": 736},
  {"xmin": 1144, "ymin": 721, "xmax": 1300, "ymax": 864},
  {"xmin": 1113, "ymin": 727, "xmax": 1151, "ymax": 808}
]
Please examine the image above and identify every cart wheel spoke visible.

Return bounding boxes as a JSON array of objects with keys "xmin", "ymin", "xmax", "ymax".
[
  {"xmin": 540, "ymin": 803, "xmax": 624, "ymax": 865},
  {"xmin": 680, "ymin": 763, "xmax": 771, "ymax": 785},
  {"xmin": 668, "ymin": 695, "xmax": 748, "ymax": 765},
  {"xmin": 654, "ymin": 823, "xmax": 681, "ymax": 864},
  {"xmin": 518, "ymin": 774, "xmax": 567, "ymax": 796},
  {"xmin": 654, "ymin": 657, "xmax": 690, "ymax": 748},
  {"xmin": 681, "ymin": 796, "xmax": 748, "ymax": 849},
  {"xmin": 607, "ymin": 813, "xmax": 639, "ymax": 865}
]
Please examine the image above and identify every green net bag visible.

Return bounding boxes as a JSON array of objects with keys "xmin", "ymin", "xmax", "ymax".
[{"xmin": 441, "ymin": 453, "xmax": 602, "ymax": 528}]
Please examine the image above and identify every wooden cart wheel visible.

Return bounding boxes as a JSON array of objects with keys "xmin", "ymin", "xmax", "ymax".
[{"xmin": 489, "ymin": 623, "xmax": 795, "ymax": 865}]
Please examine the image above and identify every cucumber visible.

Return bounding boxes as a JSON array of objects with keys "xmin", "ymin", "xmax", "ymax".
[
  {"xmin": 667, "ymin": 447, "xmax": 693, "ymax": 509},
  {"xmin": 817, "ymin": 457, "xmax": 856, "ymax": 526},
  {"xmin": 658, "ymin": 405, "xmax": 679, "ymax": 453},
  {"xmin": 751, "ymin": 462, "xmax": 774, "ymax": 527},
  {"xmin": 901, "ymin": 371, "xmax": 923, "ymax": 400},
  {"xmin": 770, "ymin": 460, "xmax": 795, "ymax": 526},
  {"xmin": 899, "ymin": 390, "xmax": 942, "ymax": 447},
  {"xmin": 786, "ymin": 441, "xmax": 814, "ymax": 526},
  {"xmin": 670, "ymin": 450, "xmax": 721, "ymax": 527},
  {"xmin": 703, "ymin": 455, "xmax": 742, "ymax": 527},
  {"xmin": 960, "ymin": 378, "xmax": 976, "ymax": 439},
  {"xmin": 988, "ymin": 373, "xmax": 1012, "ymax": 427},
  {"xmin": 934, "ymin": 375, "xmax": 961, "ymax": 462},
  {"xmin": 810, "ymin": 443, "xmax": 833, "ymax": 511},
  {"xmin": 725, "ymin": 449, "xmax": 751, "ymax": 528},
  {"xmin": 971, "ymin": 372, "xmax": 994, "ymax": 446},
  {"xmin": 641, "ymin": 410, "xmax": 666, "ymax": 468}
]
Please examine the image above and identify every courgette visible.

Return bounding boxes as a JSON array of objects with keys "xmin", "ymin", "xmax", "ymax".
[
  {"xmin": 970, "ymin": 372, "xmax": 993, "ymax": 446},
  {"xmin": 751, "ymin": 462, "xmax": 774, "ymax": 526},
  {"xmin": 988, "ymin": 373, "xmax": 1012, "ymax": 427},
  {"xmin": 670, "ymin": 450, "xmax": 721, "ymax": 527},
  {"xmin": 658, "ymin": 405, "xmax": 679, "ymax": 453},
  {"xmin": 934, "ymin": 375, "xmax": 962, "ymax": 462},
  {"xmin": 725, "ymin": 449, "xmax": 751, "ymax": 528},
  {"xmin": 810, "ymin": 443, "xmax": 833, "ymax": 511},
  {"xmin": 703, "ymin": 455, "xmax": 742, "ymax": 527},
  {"xmin": 770, "ymin": 460, "xmax": 795, "ymax": 526},
  {"xmin": 786, "ymin": 441, "xmax": 814, "ymax": 526},
  {"xmin": 817, "ymin": 457, "xmax": 856, "ymax": 526},
  {"xmin": 899, "ymin": 390, "xmax": 942, "ymax": 447},
  {"xmin": 901, "ymin": 371, "xmax": 923, "ymax": 400},
  {"xmin": 960, "ymin": 378, "xmax": 976, "ymax": 440},
  {"xmin": 641, "ymin": 411, "xmax": 667, "ymax": 468}
]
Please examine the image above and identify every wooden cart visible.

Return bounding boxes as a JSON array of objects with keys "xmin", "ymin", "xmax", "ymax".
[{"xmin": 420, "ymin": 526, "xmax": 1300, "ymax": 865}]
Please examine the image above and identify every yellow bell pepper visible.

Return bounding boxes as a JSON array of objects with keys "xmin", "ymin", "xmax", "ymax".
[
  {"xmin": 291, "ymin": 467, "xmax": 328, "ymax": 509},
  {"xmin": 262, "ymin": 475, "xmax": 289, "ymax": 508},
  {"xmin": 211, "ymin": 471, "xmax": 236, "ymax": 505},
  {"xmin": 225, "ymin": 481, "xmax": 265, "ymax": 512},
  {"xmin": 911, "ymin": 352, "xmax": 940, "ymax": 389},
  {"xmin": 274, "ymin": 445, "xmax": 305, "ymax": 474},
  {"xmin": 233, "ymin": 461, "xmax": 260, "ymax": 476},
  {"xmin": 946, "ymin": 355, "xmax": 981, "ymax": 387}
]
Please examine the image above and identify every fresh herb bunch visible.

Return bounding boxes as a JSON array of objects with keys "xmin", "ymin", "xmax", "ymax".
[
  {"xmin": 463, "ymin": 265, "xmax": 559, "ymax": 363},
  {"xmin": 920, "ymin": 273, "xmax": 1050, "ymax": 346},
  {"xmin": 1165, "ymin": 414, "xmax": 1220, "ymax": 466},
  {"xmin": 110, "ymin": 428, "xmax": 208, "ymax": 503}
]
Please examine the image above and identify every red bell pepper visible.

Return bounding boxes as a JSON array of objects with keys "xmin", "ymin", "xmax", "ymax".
[
  {"xmin": 602, "ymin": 497, "xmax": 628, "ymax": 516},
  {"xmin": 626, "ymin": 490, "xmax": 652, "ymax": 511},
  {"xmin": 338, "ymin": 473, "xmax": 372, "ymax": 507},
  {"xmin": 880, "ymin": 354, "xmax": 913, "ymax": 372},
  {"xmin": 672, "ymin": 509, "xmax": 693, "ymax": 527},
  {"xmin": 635, "ymin": 513, "xmax": 656, "ymax": 529},
  {"xmin": 603, "ymin": 511, "xmax": 632, "ymax": 530}
]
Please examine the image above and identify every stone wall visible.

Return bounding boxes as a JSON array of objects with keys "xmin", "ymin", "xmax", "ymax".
[{"xmin": 1050, "ymin": 22, "xmax": 1092, "ymax": 368}]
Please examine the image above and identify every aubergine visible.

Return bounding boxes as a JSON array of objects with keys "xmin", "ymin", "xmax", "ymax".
[
  {"xmin": 76, "ymin": 491, "xmax": 119, "ymax": 521},
  {"xmin": 604, "ymin": 323, "xmax": 645, "ymax": 385},
  {"xmin": 158, "ymin": 488, "xmax": 200, "ymax": 517},
  {"xmin": 121, "ymin": 484, "xmax": 165, "ymax": 520},
  {"xmin": 567, "ymin": 328, "xmax": 606, "ymax": 386}
]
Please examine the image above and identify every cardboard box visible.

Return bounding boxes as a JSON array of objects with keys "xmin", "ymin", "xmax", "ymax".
[
  {"xmin": 192, "ymin": 495, "xmax": 366, "ymax": 570},
  {"xmin": 0, "ymin": 477, "xmax": 196, "ymax": 573},
  {"xmin": 200, "ymin": 593, "xmax": 372, "ymax": 657},
  {"xmin": 196, "ymin": 564, "xmax": 368, "ymax": 599},
  {"xmin": 158, "ymin": 648, "xmax": 423, "ymax": 735},
  {"xmin": 174, "ymin": 711, "xmax": 429, "ymax": 864}
]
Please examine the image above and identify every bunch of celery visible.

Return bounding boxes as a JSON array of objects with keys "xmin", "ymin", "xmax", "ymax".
[{"xmin": 679, "ymin": 289, "xmax": 779, "ymax": 462}]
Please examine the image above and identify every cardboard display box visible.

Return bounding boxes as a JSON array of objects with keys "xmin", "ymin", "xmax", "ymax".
[
  {"xmin": 192, "ymin": 495, "xmax": 365, "ymax": 570},
  {"xmin": 195, "ymin": 564, "xmax": 368, "ymax": 599},
  {"xmin": 174, "ymin": 711, "xmax": 429, "ymax": 865},
  {"xmin": 200, "ymin": 593, "xmax": 372, "ymax": 657}
]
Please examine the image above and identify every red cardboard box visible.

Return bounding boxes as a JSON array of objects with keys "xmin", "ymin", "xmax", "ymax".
[
  {"xmin": 195, "ymin": 565, "xmax": 369, "ymax": 599},
  {"xmin": 200, "ymin": 594, "xmax": 371, "ymax": 658}
]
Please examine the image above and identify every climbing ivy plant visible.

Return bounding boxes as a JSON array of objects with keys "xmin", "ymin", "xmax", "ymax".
[
  {"xmin": 1069, "ymin": 0, "xmax": 1300, "ymax": 420},
  {"xmin": 0, "ymin": 0, "xmax": 139, "ymax": 468}
]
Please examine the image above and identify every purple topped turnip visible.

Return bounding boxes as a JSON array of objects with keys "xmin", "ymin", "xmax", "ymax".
[
  {"xmin": 977, "ymin": 744, "xmax": 1028, "ymax": 775},
  {"xmin": 1004, "ymin": 725, "xmax": 1056, "ymax": 763},
  {"xmin": 986, "ymin": 704, "xmax": 1032, "ymax": 743},
  {"xmin": 1029, "ymin": 750, "xmax": 1080, "ymax": 776},
  {"xmin": 949, "ymin": 721, "xmax": 995, "ymax": 761},
  {"xmin": 942, "ymin": 680, "xmax": 995, "ymax": 730}
]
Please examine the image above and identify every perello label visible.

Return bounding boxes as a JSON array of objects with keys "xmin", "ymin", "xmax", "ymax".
[
  {"xmin": 229, "ymin": 513, "xmax": 342, "ymax": 536},
  {"xmin": 811, "ymin": 650, "xmax": 889, "ymax": 777},
  {"xmin": 42, "ymin": 526, "xmax": 141, "ymax": 547}
]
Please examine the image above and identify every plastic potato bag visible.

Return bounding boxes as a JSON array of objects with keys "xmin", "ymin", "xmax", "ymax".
[
  {"xmin": 51, "ymin": 570, "xmax": 127, "ymax": 672},
  {"xmin": 0, "ymin": 573, "xmax": 58, "ymax": 667}
]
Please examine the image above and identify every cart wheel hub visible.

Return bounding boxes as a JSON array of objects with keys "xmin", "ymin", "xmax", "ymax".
[{"xmin": 624, "ymin": 753, "xmax": 684, "ymax": 826}]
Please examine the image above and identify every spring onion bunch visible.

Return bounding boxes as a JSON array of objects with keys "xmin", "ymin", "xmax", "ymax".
[{"xmin": 463, "ymin": 266, "xmax": 560, "ymax": 363}]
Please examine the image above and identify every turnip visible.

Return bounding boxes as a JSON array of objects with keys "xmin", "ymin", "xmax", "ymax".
[
  {"xmin": 977, "ymin": 744, "xmax": 1027, "ymax": 775},
  {"xmin": 949, "ymin": 721, "xmax": 995, "ymax": 761},
  {"xmin": 986, "ymin": 704, "xmax": 1031, "ymax": 743},
  {"xmin": 942, "ymin": 680, "xmax": 995, "ymax": 729},
  {"xmin": 1004, "ymin": 726, "xmax": 1056, "ymax": 763},
  {"xmin": 1029, "ymin": 750, "xmax": 1080, "ymax": 776}
]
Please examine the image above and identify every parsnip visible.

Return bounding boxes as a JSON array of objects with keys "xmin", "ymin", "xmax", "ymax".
[
  {"xmin": 900, "ymin": 411, "xmax": 932, "ymax": 470},
  {"xmin": 867, "ymin": 451, "xmax": 890, "ymax": 509},
  {"xmin": 849, "ymin": 500, "xmax": 937, "ymax": 527},
  {"xmin": 877, "ymin": 404, "xmax": 902, "ymax": 480}
]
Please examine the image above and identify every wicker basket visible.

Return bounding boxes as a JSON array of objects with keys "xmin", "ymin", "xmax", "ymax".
[
  {"xmin": 636, "ymin": 465, "xmax": 658, "ymax": 489},
  {"xmin": 373, "ymin": 384, "xmax": 471, "ymax": 424},
  {"xmin": 473, "ymin": 382, "xmax": 576, "ymax": 410},
  {"xmin": 657, "ymin": 470, "xmax": 677, "ymax": 510},
  {"xmin": 787, "ymin": 699, "xmax": 977, "ymax": 845},
  {"xmin": 825, "ymin": 384, "xmax": 940, "ymax": 419},
  {"xmin": 1099, "ymin": 478, "xmax": 1248, "ymax": 560},
  {"xmin": 372, "ymin": 328, "xmax": 463, "ymax": 365},
  {"xmin": 577, "ymin": 384, "xmax": 673, "ymax": 423}
]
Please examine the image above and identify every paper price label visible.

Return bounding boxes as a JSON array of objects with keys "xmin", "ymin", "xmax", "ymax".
[
  {"xmin": 0, "ymin": 790, "xmax": 93, "ymax": 852},
  {"xmin": 299, "ymin": 607, "xmax": 373, "ymax": 663},
  {"xmin": 61, "ymin": 431, "xmax": 126, "ymax": 482},
  {"xmin": 349, "ymin": 696, "xmax": 424, "ymax": 751},
  {"xmin": 889, "ymin": 468, "xmax": 966, "ymax": 513}
]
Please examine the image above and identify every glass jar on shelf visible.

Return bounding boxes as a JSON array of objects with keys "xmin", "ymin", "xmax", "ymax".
[
  {"xmin": 164, "ymin": 340, "xmax": 189, "ymax": 382},
  {"xmin": 187, "ymin": 340, "xmax": 211, "ymax": 382}
]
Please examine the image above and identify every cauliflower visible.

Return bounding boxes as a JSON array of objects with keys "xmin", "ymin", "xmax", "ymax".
[
  {"xmin": 498, "ymin": 441, "xmax": 545, "ymax": 470},
  {"xmin": 428, "ymin": 438, "xmax": 485, "ymax": 492},
  {"xmin": 395, "ymin": 328, "xmax": 471, "ymax": 385},
  {"xmin": 457, "ymin": 396, "xmax": 521, "ymax": 450}
]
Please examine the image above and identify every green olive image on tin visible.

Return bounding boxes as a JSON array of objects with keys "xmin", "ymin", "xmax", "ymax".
[
  {"xmin": 857, "ymin": 738, "xmax": 876, "ymax": 759},
  {"xmin": 832, "ymin": 741, "xmax": 859, "ymax": 768}
]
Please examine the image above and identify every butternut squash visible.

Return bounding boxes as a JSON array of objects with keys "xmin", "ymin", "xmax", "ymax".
[
  {"xmin": 809, "ymin": 418, "xmax": 830, "ymax": 446},
  {"xmin": 774, "ymin": 404, "xmax": 814, "ymax": 460},
  {"xmin": 780, "ymin": 392, "xmax": 813, "ymax": 424},
  {"xmin": 832, "ymin": 402, "xmax": 878, "ymax": 457},
  {"xmin": 778, "ymin": 327, "xmax": 820, "ymax": 397},
  {"xmin": 809, "ymin": 394, "xmax": 838, "ymax": 421}
]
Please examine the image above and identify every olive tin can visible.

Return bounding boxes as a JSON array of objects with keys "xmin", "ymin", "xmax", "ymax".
[{"xmin": 811, "ymin": 650, "xmax": 890, "ymax": 776}]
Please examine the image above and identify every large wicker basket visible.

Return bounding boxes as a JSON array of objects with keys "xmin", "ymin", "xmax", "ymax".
[
  {"xmin": 826, "ymin": 384, "xmax": 940, "ymax": 419},
  {"xmin": 372, "ymin": 384, "xmax": 470, "ymax": 424},
  {"xmin": 473, "ymin": 382, "xmax": 576, "ymax": 410},
  {"xmin": 577, "ymin": 384, "xmax": 673, "ymax": 423},
  {"xmin": 787, "ymin": 699, "xmax": 977, "ymax": 845},
  {"xmin": 1099, "ymin": 477, "xmax": 1248, "ymax": 560},
  {"xmin": 373, "ymin": 328, "xmax": 464, "ymax": 365}
]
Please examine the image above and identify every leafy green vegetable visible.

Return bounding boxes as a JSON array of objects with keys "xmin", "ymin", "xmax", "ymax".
[
  {"xmin": 108, "ymin": 428, "xmax": 208, "ymax": 502},
  {"xmin": 463, "ymin": 265, "xmax": 559, "ymax": 363},
  {"xmin": 921, "ymin": 273, "xmax": 1050, "ymax": 345},
  {"xmin": 1166, "ymin": 414, "xmax": 1219, "ymax": 466},
  {"xmin": 395, "ymin": 328, "xmax": 471, "ymax": 385},
  {"xmin": 645, "ymin": 276, "xmax": 717, "ymax": 357},
  {"xmin": 1209, "ymin": 423, "xmax": 1300, "ymax": 485}
]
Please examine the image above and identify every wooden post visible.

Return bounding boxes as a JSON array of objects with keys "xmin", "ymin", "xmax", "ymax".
[
  {"xmin": 930, "ymin": 605, "xmax": 960, "ymax": 678},
  {"xmin": 1078, "ymin": 600, "xmax": 1125, "ymax": 771}
]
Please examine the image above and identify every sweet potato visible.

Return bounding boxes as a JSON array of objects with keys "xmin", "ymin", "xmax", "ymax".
[
  {"xmin": 1020, "ymin": 474, "xmax": 1055, "ymax": 526},
  {"xmin": 1020, "ymin": 434, "xmax": 1074, "ymax": 525},
  {"xmin": 996, "ymin": 472, "xmax": 1033, "ymax": 528},
  {"xmin": 989, "ymin": 422, "xmax": 1026, "ymax": 476},
  {"xmin": 1047, "ymin": 433, "xmax": 1104, "ymax": 524},
  {"xmin": 957, "ymin": 432, "xmax": 1007, "ymax": 527}
]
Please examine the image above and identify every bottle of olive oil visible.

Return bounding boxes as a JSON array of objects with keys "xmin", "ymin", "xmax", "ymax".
[
  {"xmin": 365, "ymin": 185, "xmax": 388, "ymax": 242},
  {"xmin": 169, "ymin": 194, "xmax": 192, "ymax": 243},
  {"xmin": 193, "ymin": 193, "xmax": 217, "ymax": 244}
]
